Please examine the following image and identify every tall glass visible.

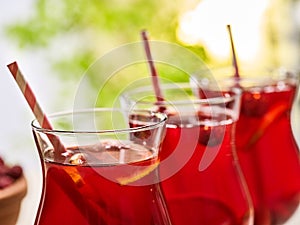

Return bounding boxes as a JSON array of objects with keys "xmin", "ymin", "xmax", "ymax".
[
  {"xmin": 32, "ymin": 108, "xmax": 171, "ymax": 225},
  {"xmin": 120, "ymin": 83, "xmax": 253, "ymax": 225},
  {"xmin": 192, "ymin": 68, "xmax": 300, "ymax": 224}
]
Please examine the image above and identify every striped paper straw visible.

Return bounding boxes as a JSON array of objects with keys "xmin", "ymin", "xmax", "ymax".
[{"xmin": 7, "ymin": 61, "xmax": 66, "ymax": 159}]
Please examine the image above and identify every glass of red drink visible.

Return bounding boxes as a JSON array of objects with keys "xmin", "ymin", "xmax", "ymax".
[
  {"xmin": 120, "ymin": 82, "xmax": 253, "ymax": 225},
  {"xmin": 192, "ymin": 68, "xmax": 300, "ymax": 224},
  {"xmin": 31, "ymin": 108, "xmax": 171, "ymax": 225}
]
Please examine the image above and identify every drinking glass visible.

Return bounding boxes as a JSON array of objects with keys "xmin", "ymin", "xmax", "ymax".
[
  {"xmin": 31, "ymin": 108, "xmax": 172, "ymax": 225},
  {"xmin": 120, "ymin": 82, "xmax": 254, "ymax": 225},
  {"xmin": 192, "ymin": 68, "xmax": 300, "ymax": 224}
]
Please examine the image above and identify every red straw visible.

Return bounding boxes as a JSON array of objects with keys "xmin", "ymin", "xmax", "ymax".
[
  {"xmin": 141, "ymin": 30, "xmax": 166, "ymax": 112},
  {"xmin": 7, "ymin": 61, "xmax": 66, "ymax": 159},
  {"xmin": 227, "ymin": 25, "xmax": 240, "ymax": 79}
]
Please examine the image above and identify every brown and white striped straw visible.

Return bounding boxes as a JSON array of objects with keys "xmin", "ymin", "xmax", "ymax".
[{"xmin": 7, "ymin": 61, "xmax": 66, "ymax": 159}]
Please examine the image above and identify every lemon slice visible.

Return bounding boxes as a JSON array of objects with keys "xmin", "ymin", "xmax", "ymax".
[
  {"xmin": 247, "ymin": 103, "xmax": 288, "ymax": 148},
  {"xmin": 117, "ymin": 161, "xmax": 159, "ymax": 185}
]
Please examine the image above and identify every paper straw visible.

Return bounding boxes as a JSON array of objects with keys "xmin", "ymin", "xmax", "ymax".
[
  {"xmin": 7, "ymin": 61, "xmax": 66, "ymax": 159},
  {"xmin": 141, "ymin": 30, "xmax": 166, "ymax": 112},
  {"xmin": 227, "ymin": 25, "xmax": 240, "ymax": 79}
]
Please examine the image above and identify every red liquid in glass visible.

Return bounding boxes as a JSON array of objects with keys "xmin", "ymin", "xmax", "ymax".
[
  {"xmin": 158, "ymin": 114, "xmax": 252, "ymax": 225},
  {"xmin": 236, "ymin": 83, "xmax": 300, "ymax": 224},
  {"xmin": 35, "ymin": 143, "xmax": 169, "ymax": 225}
]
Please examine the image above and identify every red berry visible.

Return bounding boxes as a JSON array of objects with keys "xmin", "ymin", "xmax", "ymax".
[
  {"xmin": 0, "ymin": 175, "xmax": 14, "ymax": 189},
  {"xmin": 0, "ymin": 156, "xmax": 24, "ymax": 189},
  {"xmin": 7, "ymin": 165, "xmax": 23, "ymax": 179},
  {"xmin": 0, "ymin": 164, "xmax": 10, "ymax": 176},
  {"xmin": 133, "ymin": 130, "xmax": 151, "ymax": 140},
  {"xmin": 198, "ymin": 125, "xmax": 225, "ymax": 147},
  {"xmin": 0, "ymin": 156, "xmax": 4, "ymax": 166},
  {"xmin": 197, "ymin": 110, "xmax": 227, "ymax": 146},
  {"xmin": 129, "ymin": 115, "xmax": 152, "ymax": 140},
  {"xmin": 241, "ymin": 90, "xmax": 269, "ymax": 117}
]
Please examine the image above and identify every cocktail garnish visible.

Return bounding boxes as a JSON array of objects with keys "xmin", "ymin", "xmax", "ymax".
[{"xmin": 117, "ymin": 160, "xmax": 159, "ymax": 185}]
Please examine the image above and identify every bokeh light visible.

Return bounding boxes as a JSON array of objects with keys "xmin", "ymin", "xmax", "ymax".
[{"xmin": 177, "ymin": 0, "xmax": 271, "ymax": 63}]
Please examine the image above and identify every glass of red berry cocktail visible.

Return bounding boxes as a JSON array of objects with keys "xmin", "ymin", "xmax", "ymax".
[
  {"xmin": 192, "ymin": 68, "xmax": 300, "ymax": 224},
  {"xmin": 120, "ymin": 82, "xmax": 254, "ymax": 225},
  {"xmin": 31, "ymin": 108, "xmax": 172, "ymax": 225}
]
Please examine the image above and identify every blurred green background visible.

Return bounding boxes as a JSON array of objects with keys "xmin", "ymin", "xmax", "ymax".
[{"xmin": 5, "ymin": 0, "xmax": 300, "ymax": 108}]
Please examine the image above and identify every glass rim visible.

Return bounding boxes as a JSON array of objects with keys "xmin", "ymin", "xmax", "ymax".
[
  {"xmin": 192, "ymin": 67, "xmax": 299, "ymax": 82},
  {"xmin": 191, "ymin": 67, "xmax": 299, "ymax": 92},
  {"xmin": 121, "ymin": 82, "xmax": 241, "ymax": 106},
  {"xmin": 31, "ymin": 108, "xmax": 167, "ymax": 134}
]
